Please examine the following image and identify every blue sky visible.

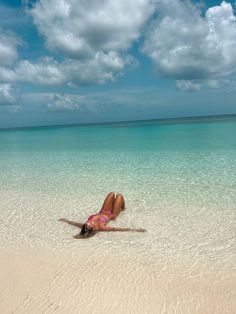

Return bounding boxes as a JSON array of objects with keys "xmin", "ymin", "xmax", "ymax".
[{"xmin": 0, "ymin": 0, "xmax": 236, "ymax": 128}]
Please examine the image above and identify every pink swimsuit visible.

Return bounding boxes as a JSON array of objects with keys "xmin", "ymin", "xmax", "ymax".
[{"xmin": 87, "ymin": 211, "xmax": 112, "ymax": 225}]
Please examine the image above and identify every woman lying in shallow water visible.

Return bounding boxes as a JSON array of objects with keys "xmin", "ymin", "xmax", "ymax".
[{"xmin": 59, "ymin": 192, "xmax": 146, "ymax": 238}]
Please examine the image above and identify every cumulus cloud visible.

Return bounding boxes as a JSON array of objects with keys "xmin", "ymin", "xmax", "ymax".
[
  {"xmin": 176, "ymin": 78, "xmax": 232, "ymax": 91},
  {"xmin": 24, "ymin": 87, "xmax": 165, "ymax": 113},
  {"xmin": 21, "ymin": 0, "xmax": 154, "ymax": 85},
  {"xmin": 58, "ymin": 51, "xmax": 136, "ymax": 86},
  {"xmin": 0, "ymin": 58, "xmax": 65, "ymax": 85},
  {"xmin": 15, "ymin": 58, "xmax": 66, "ymax": 86},
  {"xmin": 0, "ymin": 83, "xmax": 20, "ymax": 112},
  {"xmin": 176, "ymin": 80, "xmax": 201, "ymax": 92},
  {"xmin": 48, "ymin": 94, "xmax": 119, "ymax": 113},
  {"xmin": 0, "ymin": 83, "xmax": 18, "ymax": 105},
  {"xmin": 143, "ymin": 1, "xmax": 236, "ymax": 81},
  {"xmin": 2, "ymin": 0, "xmax": 236, "ymax": 92},
  {"xmin": 0, "ymin": 52, "xmax": 135, "ymax": 86},
  {"xmin": 24, "ymin": 91, "xmax": 105, "ymax": 112},
  {"xmin": 30, "ymin": 0, "xmax": 154, "ymax": 57},
  {"xmin": 2, "ymin": 0, "xmax": 151, "ymax": 87},
  {"xmin": 46, "ymin": 94, "xmax": 84, "ymax": 111},
  {"xmin": 0, "ymin": 29, "xmax": 21, "ymax": 65}
]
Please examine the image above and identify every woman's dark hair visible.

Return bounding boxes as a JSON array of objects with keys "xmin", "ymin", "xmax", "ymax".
[{"xmin": 79, "ymin": 224, "xmax": 94, "ymax": 237}]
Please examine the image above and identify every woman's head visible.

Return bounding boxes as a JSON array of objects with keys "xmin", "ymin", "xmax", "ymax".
[{"xmin": 74, "ymin": 223, "xmax": 95, "ymax": 239}]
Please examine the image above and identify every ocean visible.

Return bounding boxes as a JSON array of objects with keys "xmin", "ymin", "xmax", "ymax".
[{"xmin": 0, "ymin": 115, "xmax": 235, "ymax": 313}]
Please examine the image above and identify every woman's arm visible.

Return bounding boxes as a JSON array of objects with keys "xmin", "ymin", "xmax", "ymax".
[
  {"xmin": 96, "ymin": 225, "xmax": 146, "ymax": 232},
  {"xmin": 58, "ymin": 218, "xmax": 83, "ymax": 229}
]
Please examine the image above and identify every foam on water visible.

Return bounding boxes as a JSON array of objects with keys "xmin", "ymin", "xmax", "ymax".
[{"xmin": 0, "ymin": 117, "xmax": 236, "ymax": 312}]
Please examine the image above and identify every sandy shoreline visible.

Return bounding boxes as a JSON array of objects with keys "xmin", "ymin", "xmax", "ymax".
[
  {"xmin": 0, "ymin": 245, "xmax": 235, "ymax": 314},
  {"xmin": 0, "ymin": 188, "xmax": 235, "ymax": 313}
]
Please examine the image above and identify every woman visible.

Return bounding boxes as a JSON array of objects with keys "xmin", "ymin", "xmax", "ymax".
[{"xmin": 59, "ymin": 192, "xmax": 145, "ymax": 238}]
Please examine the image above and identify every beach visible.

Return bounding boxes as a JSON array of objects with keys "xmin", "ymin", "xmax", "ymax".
[
  {"xmin": 0, "ymin": 116, "xmax": 236, "ymax": 313},
  {"xmin": 1, "ymin": 244, "xmax": 235, "ymax": 314}
]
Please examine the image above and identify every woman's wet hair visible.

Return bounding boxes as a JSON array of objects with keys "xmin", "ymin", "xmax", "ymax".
[{"xmin": 79, "ymin": 223, "xmax": 94, "ymax": 238}]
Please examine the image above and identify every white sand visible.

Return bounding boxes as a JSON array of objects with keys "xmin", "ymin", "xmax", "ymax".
[
  {"xmin": 0, "ymin": 245, "xmax": 235, "ymax": 314},
  {"xmin": 0, "ymin": 190, "xmax": 235, "ymax": 313}
]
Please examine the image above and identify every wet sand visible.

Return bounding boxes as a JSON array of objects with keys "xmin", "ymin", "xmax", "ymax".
[{"xmin": 0, "ymin": 245, "xmax": 235, "ymax": 314}]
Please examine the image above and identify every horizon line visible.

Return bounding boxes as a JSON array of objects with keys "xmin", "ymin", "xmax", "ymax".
[{"xmin": 1, "ymin": 113, "xmax": 236, "ymax": 131}]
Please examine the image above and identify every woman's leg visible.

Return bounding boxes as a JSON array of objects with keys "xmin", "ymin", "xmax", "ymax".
[
  {"xmin": 99, "ymin": 192, "xmax": 115, "ymax": 213},
  {"xmin": 112, "ymin": 194, "xmax": 125, "ymax": 219}
]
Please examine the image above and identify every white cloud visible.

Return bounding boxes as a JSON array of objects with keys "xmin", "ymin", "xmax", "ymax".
[
  {"xmin": 0, "ymin": 59, "xmax": 64, "ymax": 86},
  {"xmin": 0, "ymin": 0, "xmax": 152, "ymax": 87},
  {"xmin": 15, "ymin": 58, "xmax": 66, "ymax": 86},
  {"xmin": 0, "ymin": 83, "xmax": 20, "ymax": 112},
  {"xmin": 206, "ymin": 79, "xmax": 228, "ymax": 89},
  {"xmin": 46, "ymin": 94, "xmax": 83, "ymax": 111},
  {"xmin": 176, "ymin": 77, "xmax": 232, "ymax": 92},
  {"xmin": 0, "ymin": 83, "xmax": 18, "ymax": 105},
  {"xmin": 46, "ymin": 93, "xmax": 117, "ymax": 113},
  {"xmin": 0, "ymin": 29, "xmax": 21, "ymax": 65},
  {"xmin": 0, "ymin": 66, "xmax": 15, "ymax": 82},
  {"xmin": 2, "ymin": 0, "xmax": 236, "ymax": 92},
  {"xmin": 0, "ymin": 57, "xmax": 65, "ymax": 86},
  {"xmin": 24, "ymin": 87, "xmax": 169, "ymax": 112},
  {"xmin": 22, "ymin": 0, "xmax": 154, "ymax": 85},
  {"xmin": 30, "ymin": 0, "xmax": 154, "ymax": 57},
  {"xmin": 0, "ymin": 52, "xmax": 136, "ymax": 86},
  {"xmin": 23, "ymin": 92, "xmax": 94, "ymax": 112},
  {"xmin": 143, "ymin": 1, "xmax": 236, "ymax": 81},
  {"xmin": 176, "ymin": 80, "xmax": 201, "ymax": 91},
  {"xmin": 61, "ymin": 52, "xmax": 136, "ymax": 86},
  {"xmin": 1, "ymin": 0, "xmax": 150, "ymax": 87}
]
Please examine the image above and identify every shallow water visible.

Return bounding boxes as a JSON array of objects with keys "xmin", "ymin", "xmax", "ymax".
[{"xmin": 0, "ymin": 116, "xmax": 236, "ymax": 312}]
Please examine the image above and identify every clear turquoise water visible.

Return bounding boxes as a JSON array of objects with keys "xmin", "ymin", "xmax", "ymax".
[
  {"xmin": 0, "ymin": 116, "xmax": 235, "ymax": 264},
  {"xmin": 1, "ymin": 115, "xmax": 236, "ymax": 312}
]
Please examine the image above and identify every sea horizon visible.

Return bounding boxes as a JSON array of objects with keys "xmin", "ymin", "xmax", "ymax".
[{"xmin": 1, "ymin": 112, "xmax": 236, "ymax": 132}]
